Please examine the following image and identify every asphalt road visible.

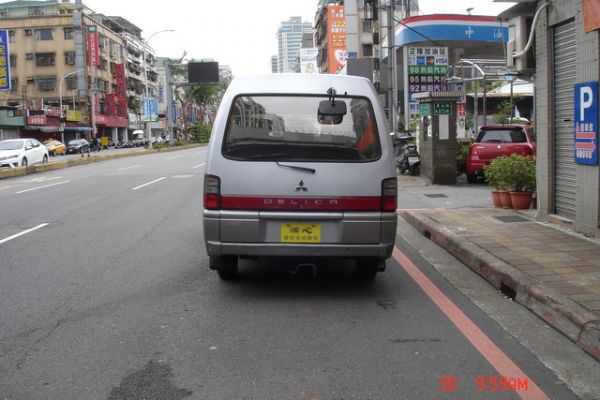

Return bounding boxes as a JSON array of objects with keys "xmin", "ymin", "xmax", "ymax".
[{"xmin": 0, "ymin": 147, "xmax": 594, "ymax": 399}]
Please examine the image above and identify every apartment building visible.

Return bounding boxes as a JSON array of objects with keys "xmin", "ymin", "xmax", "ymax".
[{"xmin": 0, "ymin": 0, "xmax": 132, "ymax": 143}]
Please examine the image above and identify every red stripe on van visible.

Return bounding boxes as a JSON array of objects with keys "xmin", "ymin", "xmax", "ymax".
[{"xmin": 220, "ymin": 196, "xmax": 382, "ymax": 211}]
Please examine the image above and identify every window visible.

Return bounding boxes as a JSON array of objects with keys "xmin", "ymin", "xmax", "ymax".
[
  {"xmin": 8, "ymin": 30, "xmax": 15, "ymax": 42},
  {"xmin": 96, "ymin": 79, "xmax": 108, "ymax": 92},
  {"xmin": 10, "ymin": 78, "xmax": 17, "ymax": 88},
  {"xmin": 36, "ymin": 76, "xmax": 56, "ymax": 91},
  {"xmin": 35, "ymin": 52, "xmax": 55, "ymax": 66},
  {"xmin": 25, "ymin": 53, "xmax": 33, "ymax": 60},
  {"xmin": 65, "ymin": 76, "xmax": 77, "ymax": 90},
  {"xmin": 110, "ymin": 62, "xmax": 116, "ymax": 74},
  {"xmin": 34, "ymin": 28, "xmax": 53, "ymax": 41},
  {"xmin": 477, "ymin": 129, "xmax": 528, "ymax": 144},
  {"xmin": 63, "ymin": 27, "xmax": 73, "ymax": 40},
  {"xmin": 24, "ymin": 29, "xmax": 32, "ymax": 36},
  {"xmin": 223, "ymin": 96, "xmax": 381, "ymax": 162},
  {"xmin": 64, "ymin": 51, "xmax": 75, "ymax": 65},
  {"xmin": 9, "ymin": 55, "xmax": 16, "ymax": 67},
  {"xmin": 98, "ymin": 58, "xmax": 107, "ymax": 71}
]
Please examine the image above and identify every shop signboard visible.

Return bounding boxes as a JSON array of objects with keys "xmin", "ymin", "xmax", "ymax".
[
  {"xmin": 434, "ymin": 102, "xmax": 452, "ymax": 115},
  {"xmin": 0, "ymin": 30, "xmax": 10, "ymax": 91},
  {"xmin": 574, "ymin": 81, "xmax": 598, "ymax": 165},
  {"xmin": 408, "ymin": 46, "xmax": 448, "ymax": 123}
]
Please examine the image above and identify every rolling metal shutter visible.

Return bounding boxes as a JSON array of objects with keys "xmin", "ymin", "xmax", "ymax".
[{"xmin": 553, "ymin": 20, "xmax": 577, "ymax": 220}]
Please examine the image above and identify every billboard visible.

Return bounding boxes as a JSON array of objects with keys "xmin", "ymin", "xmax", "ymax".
[
  {"xmin": 87, "ymin": 26, "xmax": 99, "ymax": 66},
  {"xmin": 0, "ymin": 30, "xmax": 10, "ymax": 91},
  {"xmin": 327, "ymin": 5, "xmax": 347, "ymax": 74},
  {"xmin": 299, "ymin": 48, "xmax": 318, "ymax": 73},
  {"xmin": 143, "ymin": 97, "xmax": 158, "ymax": 122},
  {"xmin": 188, "ymin": 62, "xmax": 219, "ymax": 84}
]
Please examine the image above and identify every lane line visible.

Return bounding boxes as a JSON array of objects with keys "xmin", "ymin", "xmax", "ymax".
[
  {"xmin": 132, "ymin": 177, "xmax": 166, "ymax": 191},
  {"xmin": 118, "ymin": 164, "xmax": 142, "ymax": 171},
  {"xmin": 192, "ymin": 163, "xmax": 205, "ymax": 169},
  {"xmin": 166, "ymin": 155, "xmax": 181, "ymax": 160},
  {"xmin": 15, "ymin": 181, "xmax": 70, "ymax": 194},
  {"xmin": 392, "ymin": 247, "xmax": 550, "ymax": 400},
  {"xmin": 0, "ymin": 223, "xmax": 49, "ymax": 245},
  {"xmin": 196, "ymin": 150, "xmax": 207, "ymax": 154}
]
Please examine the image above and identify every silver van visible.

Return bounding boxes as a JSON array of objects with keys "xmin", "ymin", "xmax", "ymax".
[{"xmin": 203, "ymin": 74, "xmax": 397, "ymax": 279}]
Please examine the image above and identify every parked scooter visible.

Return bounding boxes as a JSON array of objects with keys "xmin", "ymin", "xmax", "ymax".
[{"xmin": 391, "ymin": 132, "xmax": 420, "ymax": 175}]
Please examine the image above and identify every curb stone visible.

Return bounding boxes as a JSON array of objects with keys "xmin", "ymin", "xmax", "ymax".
[{"xmin": 400, "ymin": 210, "xmax": 600, "ymax": 361}]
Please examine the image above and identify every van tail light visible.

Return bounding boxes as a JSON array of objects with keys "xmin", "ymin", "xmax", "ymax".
[
  {"xmin": 204, "ymin": 174, "xmax": 221, "ymax": 209},
  {"xmin": 381, "ymin": 177, "xmax": 397, "ymax": 212}
]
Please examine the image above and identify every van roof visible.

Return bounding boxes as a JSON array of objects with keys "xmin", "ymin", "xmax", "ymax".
[{"xmin": 226, "ymin": 73, "xmax": 376, "ymax": 96}]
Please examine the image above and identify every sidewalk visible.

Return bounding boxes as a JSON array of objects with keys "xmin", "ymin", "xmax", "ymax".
[{"xmin": 400, "ymin": 206, "xmax": 600, "ymax": 361}]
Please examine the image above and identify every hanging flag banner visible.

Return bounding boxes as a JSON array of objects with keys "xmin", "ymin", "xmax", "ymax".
[
  {"xmin": 143, "ymin": 97, "xmax": 158, "ymax": 122},
  {"xmin": 87, "ymin": 25, "xmax": 99, "ymax": 66},
  {"xmin": 0, "ymin": 30, "xmax": 11, "ymax": 90}
]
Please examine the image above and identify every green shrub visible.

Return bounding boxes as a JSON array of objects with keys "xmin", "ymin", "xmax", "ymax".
[
  {"xmin": 190, "ymin": 123, "xmax": 212, "ymax": 143},
  {"xmin": 485, "ymin": 154, "xmax": 536, "ymax": 192}
]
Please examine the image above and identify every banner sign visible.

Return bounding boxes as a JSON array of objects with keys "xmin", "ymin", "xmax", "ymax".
[
  {"xmin": 0, "ymin": 30, "xmax": 10, "ymax": 90},
  {"xmin": 574, "ymin": 81, "xmax": 599, "ymax": 165},
  {"xmin": 113, "ymin": 63, "xmax": 126, "ymax": 98},
  {"xmin": 327, "ymin": 5, "xmax": 347, "ymax": 74},
  {"xmin": 143, "ymin": 98, "xmax": 158, "ymax": 122},
  {"xmin": 300, "ymin": 48, "xmax": 318, "ymax": 74},
  {"xmin": 87, "ymin": 26, "xmax": 99, "ymax": 66},
  {"xmin": 66, "ymin": 109, "xmax": 83, "ymax": 122},
  {"xmin": 25, "ymin": 98, "xmax": 44, "ymax": 110}
]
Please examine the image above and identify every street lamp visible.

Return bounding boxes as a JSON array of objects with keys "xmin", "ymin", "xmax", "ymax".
[
  {"xmin": 59, "ymin": 69, "xmax": 84, "ymax": 142},
  {"xmin": 141, "ymin": 29, "xmax": 174, "ymax": 149}
]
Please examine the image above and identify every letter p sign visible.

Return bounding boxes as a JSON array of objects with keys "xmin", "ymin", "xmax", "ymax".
[{"xmin": 580, "ymin": 86, "xmax": 594, "ymax": 121}]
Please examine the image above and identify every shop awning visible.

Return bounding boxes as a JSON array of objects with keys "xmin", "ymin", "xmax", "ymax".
[{"xmin": 24, "ymin": 125, "xmax": 61, "ymax": 133}]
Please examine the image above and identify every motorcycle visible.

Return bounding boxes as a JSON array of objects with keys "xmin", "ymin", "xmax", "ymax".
[{"xmin": 391, "ymin": 132, "xmax": 420, "ymax": 175}]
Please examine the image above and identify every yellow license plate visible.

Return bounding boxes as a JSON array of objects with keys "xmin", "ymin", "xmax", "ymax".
[{"xmin": 281, "ymin": 223, "xmax": 321, "ymax": 243}]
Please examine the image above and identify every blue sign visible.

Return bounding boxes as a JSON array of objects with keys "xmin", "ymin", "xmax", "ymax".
[
  {"xmin": 574, "ymin": 82, "xmax": 599, "ymax": 165},
  {"xmin": 0, "ymin": 30, "xmax": 11, "ymax": 91},
  {"xmin": 143, "ymin": 97, "xmax": 158, "ymax": 122}
]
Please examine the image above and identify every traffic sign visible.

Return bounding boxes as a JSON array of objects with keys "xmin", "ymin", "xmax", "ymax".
[{"xmin": 574, "ymin": 81, "xmax": 598, "ymax": 165}]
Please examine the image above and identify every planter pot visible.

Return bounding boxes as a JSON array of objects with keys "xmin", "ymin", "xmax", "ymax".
[
  {"xmin": 510, "ymin": 191, "xmax": 533, "ymax": 210},
  {"xmin": 498, "ymin": 190, "xmax": 513, "ymax": 209},
  {"xmin": 491, "ymin": 190, "xmax": 503, "ymax": 208}
]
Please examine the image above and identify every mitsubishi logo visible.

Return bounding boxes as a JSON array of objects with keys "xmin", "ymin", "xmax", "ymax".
[
  {"xmin": 295, "ymin": 180, "xmax": 308, "ymax": 192},
  {"xmin": 465, "ymin": 26, "xmax": 474, "ymax": 39}
]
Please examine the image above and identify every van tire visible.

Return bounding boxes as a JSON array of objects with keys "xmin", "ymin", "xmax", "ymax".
[
  {"xmin": 211, "ymin": 256, "xmax": 238, "ymax": 280},
  {"xmin": 355, "ymin": 257, "xmax": 380, "ymax": 280}
]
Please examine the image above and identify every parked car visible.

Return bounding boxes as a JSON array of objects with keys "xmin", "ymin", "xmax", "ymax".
[
  {"xmin": 466, "ymin": 124, "xmax": 536, "ymax": 183},
  {"xmin": 44, "ymin": 139, "xmax": 66, "ymax": 156},
  {"xmin": 203, "ymin": 74, "xmax": 398, "ymax": 280},
  {"xmin": 66, "ymin": 139, "xmax": 90, "ymax": 154},
  {"xmin": 0, "ymin": 138, "xmax": 49, "ymax": 168}
]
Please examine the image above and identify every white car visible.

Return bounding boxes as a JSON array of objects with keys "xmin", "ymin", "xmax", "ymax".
[{"xmin": 0, "ymin": 138, "xmax": 49, "ymax": 168}]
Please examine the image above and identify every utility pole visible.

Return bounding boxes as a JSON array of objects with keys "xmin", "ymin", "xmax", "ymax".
[{"xmin": 387, "ymin": 0, "xmax": 398, "ymax": 134}]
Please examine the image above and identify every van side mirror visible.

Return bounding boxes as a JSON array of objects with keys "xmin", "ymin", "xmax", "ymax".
[{"xmin": 318, "ymin": 99, "xmax": 347, "ymax": 125}]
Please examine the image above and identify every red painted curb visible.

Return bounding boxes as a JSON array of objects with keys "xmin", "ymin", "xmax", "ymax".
[{"xmin": 400, "ymin": 210, "xmax": 600, "ymax": 361}]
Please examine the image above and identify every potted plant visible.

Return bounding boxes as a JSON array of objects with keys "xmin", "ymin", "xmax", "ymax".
[
  {"xmin": 483, "ymin": 156, "xmax": 508, "ymax": 208},
  {"xmin": 504, "ymin": 154, "xmax": 536, "ymax": 210}
]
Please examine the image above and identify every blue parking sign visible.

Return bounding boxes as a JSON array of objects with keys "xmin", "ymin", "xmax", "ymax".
[{"xmin": 574, "ymin": 82, "xmax": 599, "ymax": 165}]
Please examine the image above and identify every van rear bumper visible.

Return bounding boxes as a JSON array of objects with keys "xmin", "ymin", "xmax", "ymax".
[{"xmin": 205, "ymin": 241, "xmax": 394, "ymax": 258}]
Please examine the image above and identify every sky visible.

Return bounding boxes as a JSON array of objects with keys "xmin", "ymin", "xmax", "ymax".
[{"xmin": 81, "ymin": 0, "xmax": 516, "ymax": 76}]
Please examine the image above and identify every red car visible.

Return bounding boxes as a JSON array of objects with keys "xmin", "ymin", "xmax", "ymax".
[{"xmin": 466, "ymin": 124, "xmax": 536, "ymax": 183}]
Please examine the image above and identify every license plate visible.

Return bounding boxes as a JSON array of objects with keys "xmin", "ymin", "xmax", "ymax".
[{"xmin": 281, "ymin": 223, "xmax": 321, "ymax": 243}]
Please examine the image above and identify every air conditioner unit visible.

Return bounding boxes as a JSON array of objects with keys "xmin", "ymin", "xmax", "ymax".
[
  {"xmin": 25, "ymin": 53, "xmax": 33, "ymax": 60},
  {"xmin": 507, "ymin": 16, "xmax": 532, "ymax": 72}
]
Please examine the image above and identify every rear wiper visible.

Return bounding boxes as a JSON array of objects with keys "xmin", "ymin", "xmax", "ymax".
[{"xmin": 276, "ymin": 162, "xmax": 316, "ymax": 174}]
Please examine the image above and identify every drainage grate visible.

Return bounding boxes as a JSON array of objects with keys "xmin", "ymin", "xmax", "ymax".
[
  {"xmin": 493, "ymin": 215, "xmax": 531, "ymax": 223},
  {"xmin": 424, "ymin": 193, "xmax": 447, "ymax": 198}
]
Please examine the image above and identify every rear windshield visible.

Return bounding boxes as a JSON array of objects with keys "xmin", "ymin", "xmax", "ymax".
[
  {"xmin": 476, "ymin": 128, "xmax": 528, "ymax": 143},
  {"xmin": 222, "ymin": 95, "xmax": 381, "ymax": 162}
]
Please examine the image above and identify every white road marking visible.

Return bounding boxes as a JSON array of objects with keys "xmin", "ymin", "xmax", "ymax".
[
  {"xmin": 0, "ymin": 223, "xmax": 49, "ymax": 245},
  {"xmin": 15, "ymin": 181, "xmax": 70, "ymax": 194},
  {"xmin": 166, "ymin": 155, "xmax": 181, "ymax": 160},
  {"xmin": 132, "ymin": 177, "xmax": 166, "ymax": 190},
  {"xmin": 196, "ymin": 150, "xmax": 207, "ymax": 154},
  {"xmin": 171, "ymin": 174, "xmax": 194, "ymax": 179},
  {"xmin": 118, "ymin": 164, "xmax": 142, "ymax": 171},
  {"xmin": 193, "ymin": 163, "xmax": 205, "ymax": 169}
]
